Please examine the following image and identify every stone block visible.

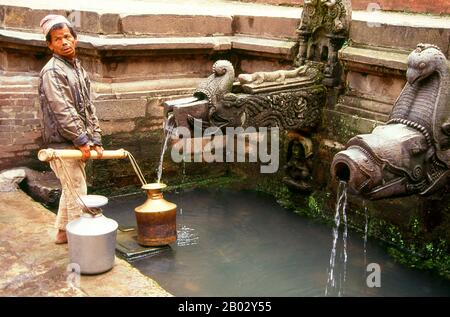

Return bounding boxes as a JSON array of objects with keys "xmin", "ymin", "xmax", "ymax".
[
  {"xmin": 322, "ymin": 109, "xmax": 385, "ymax": 144},
  {"xmin": 121, "ymin": 14, "xmax": 233, "ymax": 37},
  {"xmin": 100, "ymin": 14, "xmax": 121, "ymax": 34},
  {"xmin": 233, "ymin": 15, "xmax": 299, "ymax": 40},
  {"xmin": 346, "ymin": 71, "xmax": 405, "ymax": 104},
  {"xmin": 2, "ymin": 6, "xmax": 65, "ymax": 31},
  {"xmin": 350, "ymin": 20, "xmax": 450, "ymax": 58},
  {"xmin": 0, "ymin": 167, "xmax": 26, "ymax": 192},
  {"xmin": 352, "ymin": 0, "xmax": 450, "ymax": 15},
  {"xmin": 99, "ymin": 121, "xmax": 136, "ymax": 136},
  {"xmin": 79, "ymin": 11, "xmax": 101, "ymax": 34},
  {"xmin": 94, "ymin": 99, "xmax": 147, "ymax": 120},
  {"xmin": 232, "ymin": 36, "xmax": 296, "ymax": 59}
]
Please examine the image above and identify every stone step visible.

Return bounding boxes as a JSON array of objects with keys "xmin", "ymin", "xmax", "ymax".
[
  {"xmin": 0, "ymin": 29, "xmax": 296, "ymax": 59},
  {"xmin": 351, "ymin": 10, "xmax": 450, "ymax": 58},
  {"xmin": 339, "ymin": 45, "xmax": 409, "ymax": 73},
  {"xmin": 339, "ymin": 95, "xmax": 393, "ymax": 116},
  {"xmin": 2, "ymin": 1, "xmax": 449, "ymax": 51},
  {"xmin": 335, "ymin": 103, "xmax": 390, "ymax": 122},
  {"xmin": 322, "ymin": 109, "xmax": 385, "ymax": 144},
  {"xmin": 0, "ymin": 1, "xmax": 300, "ymax": 40}
]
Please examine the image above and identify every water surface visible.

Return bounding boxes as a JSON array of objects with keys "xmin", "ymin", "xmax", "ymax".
[{"xmin": 104, "ymin": 188, "xmax": 450, "ymax": 297}]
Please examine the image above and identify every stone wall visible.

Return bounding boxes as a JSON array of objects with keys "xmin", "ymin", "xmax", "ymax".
[
  {"xmin": 238, "ymin": 0, "xmax": 450, "ymax": 14},
  {"xmin": 0, "ymin": 3, "xmax": 299, "ymax": 191}
]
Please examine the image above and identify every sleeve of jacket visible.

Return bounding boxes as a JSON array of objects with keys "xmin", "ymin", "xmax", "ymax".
[
  {"xmin": 41, "ymin": 68, "xmax": 89, "ymax": 147},
  {"xmin": 83, "ymin": 70, "xmax": 103, "ymax": 146}
]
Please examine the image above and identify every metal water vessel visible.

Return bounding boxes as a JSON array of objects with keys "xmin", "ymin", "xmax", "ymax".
[
  {"xmin": 135, "ymin": 183, "xmax": 177, "ymax": 246},
  {"xmin": 66, "ymin": 195, "xmax": 118, "ymax": 274}
]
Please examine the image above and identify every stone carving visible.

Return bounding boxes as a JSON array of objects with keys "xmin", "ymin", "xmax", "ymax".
[
  {"xmin": 163, "ymin": 0, "xmax": 352, "ymax": 193},
  {"xmin": 238, "ymin": 66, "xmax": 307, "ymax": 85},
  {"xmin": 331, "ymin": 44, "xmax": 450, "ymax": 200},
  {"xmin": 283, "ymin": 132, "xmax": 314, "ymax": 192},
  {"xmin": 209, "ymin": 64, "xmax": 325, "ymax": 130},
  {"xmin": 193, "ymin": 60, "xmax": 235, "ymax": 121},
  {"xmin": 296, "ymin": 0, "xmax": 351, "ymax": 86}
]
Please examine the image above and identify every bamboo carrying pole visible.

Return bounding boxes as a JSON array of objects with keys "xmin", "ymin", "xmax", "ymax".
[{"xmin": 38, "ymin": 148, "xmax": 128, "ymax": 162}]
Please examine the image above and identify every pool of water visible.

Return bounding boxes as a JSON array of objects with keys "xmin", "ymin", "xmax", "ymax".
[{"xmin": 103, "ymin": 188, "xmax": 450, "ymax": 297}]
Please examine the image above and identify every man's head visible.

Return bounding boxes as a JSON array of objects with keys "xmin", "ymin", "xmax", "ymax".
[{"xmin": 40, "ymin": 15, "xmax": 78, "ymax": 60}]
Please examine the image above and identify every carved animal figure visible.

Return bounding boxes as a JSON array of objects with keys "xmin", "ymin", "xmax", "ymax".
[
  {"xmin": 194, "ymin": 60, "xmax": 235, "ymax": 111},
  {"xmin": 388, "ymin": 44, "xmax": 450, "ymax": 167},
  {"xmin": 331, "ymin": 43, "xmax": 450, "ymax": 199},
  {"xmin": 238, "ymin": 66, "xmax": 308, "ymax": 85}
]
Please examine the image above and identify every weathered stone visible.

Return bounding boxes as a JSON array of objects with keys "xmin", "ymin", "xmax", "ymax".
[
  {"xmin": 79, "ymin": 11, "xmax": 101, "ymax": 35},
  {"xmin": 21, "ymin": 167, "xmax": 61, "ymax": 207},
  {"xmin": 345, "ymin": 71, "xmax": 406, "ymax": 103},
  {"xmin": 100, "ymin": 120, "xmax": 136, "ymax": 136},
  {"xmin": 232, "ymin": 36, "xmax": 296, "ymax": 58},
  {"xmin": 121, "ymin": 14, "xmax": 233, "ymax": 37},
  {"xmin": 0, "ymin": 168, "xmax": 26, "ymax": 192},
  {"xmin": 339, "ymin": 46, "xmax": 409, "ymax": 73},
  {"xmin": 350, "ymin": 16, "xmax": 450, "ymax": 58},
  {"xmin": 2, "ymin": 6, "xmax": 65, "ymax": 31},
  {"xmin": 0, "ymin": 190, "xmax": 172, "ymax": 296},
  {"xmin": 99, "ymin": 13, "xmax": 121, "ymax": 34},
  {"xmin": 352, "ymin": 0, "xmax": 450, "ymax": 15},
  {"xmin": 233, "ymin": 15, "xmax": 298, "ymax": 40},
  {"xmin": 94, "ymin": 99, "xmax": 147, "ymax": 120}
]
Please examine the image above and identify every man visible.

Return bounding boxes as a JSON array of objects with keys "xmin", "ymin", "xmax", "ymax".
[{"xmin": 38, "ymin": 15, "xmax": 103, "ymax": 244}]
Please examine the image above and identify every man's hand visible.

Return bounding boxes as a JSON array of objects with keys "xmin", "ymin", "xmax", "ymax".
[
  {"xmin": 92, "ymin": 145, "xmax": 104, "ymax": 159},
  {"xmin": 77, "ymin": 144, "xmax": 91, "ymax": 161}
]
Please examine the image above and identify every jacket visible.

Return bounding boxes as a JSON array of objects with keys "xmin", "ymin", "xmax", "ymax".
[{"xmin": 38, "ymin": 54, "xmax": 102, "ymax": 148}]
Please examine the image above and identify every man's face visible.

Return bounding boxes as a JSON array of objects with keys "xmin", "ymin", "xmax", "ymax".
[{"xmin": 48, "ymin": 25, "xmax": 77, "ymax": 60}]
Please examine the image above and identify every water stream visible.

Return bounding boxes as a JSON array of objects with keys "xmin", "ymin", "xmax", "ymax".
[
  {"xmin": 363, "ymin": 202, "xmax": 369, "ymax": 269},
  {"xmin": 156, "ymin": 120, "xmax": 175, "ymax": 183},
  {"xmin": 325, "ymin": 181, "xmax": 348, "ymax": 296}
]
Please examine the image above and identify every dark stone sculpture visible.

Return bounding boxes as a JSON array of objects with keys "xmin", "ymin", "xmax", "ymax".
[
  {"xmin": 331, "ymin": 44, "xmax": 450, "ymax": 199},
  {"xmin": 296, "ymin": 0, "xmax": 351, "ymax": 86}
]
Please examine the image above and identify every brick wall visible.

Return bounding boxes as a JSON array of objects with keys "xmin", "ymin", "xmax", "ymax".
[{"xmin": 0, "ymin": 91, "xmax": 42, "ymax": 169}]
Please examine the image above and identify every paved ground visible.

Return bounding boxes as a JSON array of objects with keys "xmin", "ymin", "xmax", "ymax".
[{"xmin": 0, "ymin": 190, "xmax": 172, "ymax": 297}]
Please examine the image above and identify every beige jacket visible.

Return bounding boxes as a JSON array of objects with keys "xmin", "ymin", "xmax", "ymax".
[{"xmin": 39, "ymin": 54, "xmax": 102, "ymax": 148}]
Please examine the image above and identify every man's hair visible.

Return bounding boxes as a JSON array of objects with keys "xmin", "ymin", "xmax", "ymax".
[{"xmin": 45, "ymin": 22, "xmax": 77, "ymax": 42}]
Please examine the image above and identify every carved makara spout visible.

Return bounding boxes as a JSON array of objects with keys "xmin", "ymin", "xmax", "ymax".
[
  {"xmin": 163, "ymin": 60, "xmax": 235, "ymax": 129},
  {"xmin": 331, "ymin": 44, "xmax": 450, "ymax": 200}
]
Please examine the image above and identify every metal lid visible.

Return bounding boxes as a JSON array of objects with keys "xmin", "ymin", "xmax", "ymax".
[{"xmin": 77, "ymin": 195, "xmax": 108, "ymax": 208}]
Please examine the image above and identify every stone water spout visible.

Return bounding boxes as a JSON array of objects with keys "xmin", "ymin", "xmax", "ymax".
[
  {"xmin": 331, "ymin": 44, "xmax": 450, "ymax": 199},
  {"xmin": 163, "ymin": 60, "xmax": 235, "ymax": 130}
]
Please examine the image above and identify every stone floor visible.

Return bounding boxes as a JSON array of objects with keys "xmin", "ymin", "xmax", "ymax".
[{"xmin": 0, "ymin": 190, "xmax": 172, "ymax": 297}]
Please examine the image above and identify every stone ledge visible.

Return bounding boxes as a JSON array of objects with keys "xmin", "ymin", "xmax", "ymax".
[
  {"xmin": 0, "ymin": 29, "xmax": 295, "ymax": 58},
  {"xmin": 339, "ymin": 45, "xmax": 409, "ymax": 73},
  {"xmin": 322, "ymin": 109, "xmax": 385, "ymax": 144},
  {"xmin": 335, "ymin": 103, "xmax": 390, "ymax": 122},
  {"xmin": 351, "ymin": 11, "xmax": 450, "ymax": 57},
  {"xmin": 0, "ymin": 190, "xmax": 172, "ymax": 296}
]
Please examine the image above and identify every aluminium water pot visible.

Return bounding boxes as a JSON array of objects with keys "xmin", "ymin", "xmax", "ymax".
[{"xmin": 66, "ymin": 212, "xmax": 118, "ymax": 275}]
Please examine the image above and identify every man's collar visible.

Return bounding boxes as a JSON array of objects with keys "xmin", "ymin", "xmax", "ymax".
[{"xmin": 53, "ymin": 54, "xmax": 79, "ymax": 68}]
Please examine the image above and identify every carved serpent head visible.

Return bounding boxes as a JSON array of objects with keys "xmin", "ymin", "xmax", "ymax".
[
  {"xmin": 212, "ymin": 60, "xmax": 234, "ymax": 77},
  {"xmin": 407, "ymin": 44, "xmax": 445, "ymax": 85}
]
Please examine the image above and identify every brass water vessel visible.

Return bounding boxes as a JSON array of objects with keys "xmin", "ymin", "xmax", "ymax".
[{"xmin": 135, "ymin": 183, "xmax": 177, "ymax": 246}]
